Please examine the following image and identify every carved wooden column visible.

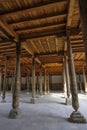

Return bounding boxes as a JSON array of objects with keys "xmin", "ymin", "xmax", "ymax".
[
  {"xmin": 83, "ymin": 67, "xmax": 87, "ymax": 94},
  {"xmin": 63, "ymin": 60, "xmax": 67, "ymax": 98},
  {"xmin": 2, "ymin": 58, "xmax": 7, "ymax": 102},
  {"xmin": 64, "ymin": 55, "xmax": 71, "ymax": 105},
  {"xmin": 47, "ymin": 74, "xmax": 50, "ymax": 94},
  {"xmin": 31, "ymin": 57, "xmax": 36, "ymax": 103},
  {"xmin": 6, "ymin": 76, "xmax": 9, "ymax": 91},
  {"xmin": 79, "ymin": 72, "xmax": 83, "ymax": 93},
  {"xmin": 44, "ymin": 69, "xmax": 46, "ymax": 95},
  {"xmin": 65, "ymin": 56, "xmax": 70, "ymax": 97},
  {"xmin": 67, "ymin": 29, "xmax": 86, "ymax": 123},
  {"xmin": 9, "ymin": 42, "xmax": 21, "ymax": 119},
  {"xmin": 40, "ymin": 64, "xmax": 42, "ymax": 95},
  {"xmin": 26, "ymin": 70, "xmax": 29, "ymax": 94},
  {"xmin": 78, "ymin": 0, "xmax": 87, "ymax": 62},
  {"xmin": 36, "ymin": 74, "xmax": 39, "ymax": 94},
  {"xmin": 0, "ymin": 70, "xmax": 2, "ymax": 96}
]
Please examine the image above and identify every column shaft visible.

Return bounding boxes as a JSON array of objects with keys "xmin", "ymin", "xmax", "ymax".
[
  {"xmin": 63, "ymin": 61, "xmax": 67, "ymax": 97},
  {"xmin": 64, "ymin": 56, "xmax": 70, "ymax": 98},
  {"xmin": 83, "ymin": 67, "xmax": 87, "ymax": 93},
  {"xmin": 9, "ymin": 42, "xmax": 21, "ymax": 118},
  {"xmin": 32, "ymin": 58, "xmax": 35, "ymax": 98},
  {"xmin": 44, "ymin": 69, "xmax": 46, "ymax": 94},
  {"xmin": 2, "ymin": 59, "xmax": 7, "ymax": 102},
  {"xmin": 26, "ymin": 71, "xmax": 29, "ymax": 93},
  {"xmin": 40, "ymin": 65, "xmax": 42, "ymax": 95},
  {"xmin": 47, "ymin": 74, "xmax": 50, "ymax": 94},
  {"xmin": 0, "ymin": 71, "xmax": 2, "ymax": 96},
  {"xmin": 67, "ymin": 29, "xmax": 79, "ymax": 111}
]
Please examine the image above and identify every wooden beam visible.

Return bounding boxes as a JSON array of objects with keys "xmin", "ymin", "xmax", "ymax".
[
  {"xmin": 35, "ymin": 51, "xmax": 64, "ymax": 57},
  {"xmin": 67, "ymin": 0, "xmax": 75, "ymax": 27},
  {"xmin": 0, "ymin": 19, "xmax": 18, "ymax": 41},
  {"xmin": 1, "ymin": 0, "xmax": 66, "ymax": 17},
  {"xmin": 20, "ymin": 29, "xmax": 65, "ymax": 41},
  {"xmin": 15, "ymin": 23, "xmax": 65, "ymax": 33},
  {"xmin": 9, "ymin": 12, "xmax": 66, "ymax": 26}
]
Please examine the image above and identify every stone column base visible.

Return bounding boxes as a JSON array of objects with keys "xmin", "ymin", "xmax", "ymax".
[
  {"xmin": 8, "ymin": 108, "xmax": 21, "ymax": 119},
  {"xmin": 69, "ymin": 111, "xmax": 86, "ymax": 123},
  {"xmin": 30, "ymin": 98, "xmax": 35, "ymax": 104},
  {"xmin": 66, "ymin": 97, "xmax": 72, "ymax": 105}
]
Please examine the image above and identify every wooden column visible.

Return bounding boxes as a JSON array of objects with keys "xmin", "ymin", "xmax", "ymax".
[
  {"xmin": 6, "ymin": 76, "xmax": 9, "ymax": 91},
  {"xmin": 2, "ymin": 58, "xmax": 7, "ymax": 102},
  {"xmin": 78, "ymin": 0, "xmax": 87, "ymax": 62},
  {"xmin": 64, "ymin": 56, "xmax": 70, "ymax": 98},
  {"xmin": 63, "ymin": 60, "xmax": 67, "ymax": 98},
  {"xmin": 40, "ymin": 64, "xmax": 43, "ymax": 95},
  {"xmin": 44, "ymin": 69, "xmax": 46, "ymax": 95},
  {"xmin": 0, "ymin": 71, "xmax": 2, "ymax": 96},
  {"xmin": 31, "ymin": 57, "xmax": 36, "ymax": 103},
  {"xmin": 79, "ymin": 72, "xmax": 83, "ymax": 93},
  {"xmin": 47, "ymin": 74, "xmax": 50, "ymax": 94},
  {"xmin": 9, "ymin": 42, "xmax": 21, "ymax": 119},
  {"xmin": 67, "ymin": 29, "xmax": 86, "ymax": 123},
  {"xmin": 26, "ymin": 70, "xmax": 29, "ymax": 94},
  {"xmin": 36, "ymin": 74, "xmax": 39, "ymax": 94},
  {"xmin": 83, "ymin": 67, "xmax": 87, "ymax": 94}
]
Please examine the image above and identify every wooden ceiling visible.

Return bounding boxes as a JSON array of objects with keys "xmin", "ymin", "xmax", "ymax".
[{"xmin": 0, "ymin": 0, "xmax": 86, "ymax": 76}]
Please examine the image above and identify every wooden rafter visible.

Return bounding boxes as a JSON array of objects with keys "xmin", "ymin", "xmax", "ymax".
[
  {"xmin": 38, "ymin": 40, "xmax": 45, "ymax": 53},
  {"xmin": 46, "ymin": 38, "xmax": 51, "ymax": 53},
  {"xmin": 0, "ymin": 19, "xmax": 18, "ymax": 41},
  {"xmin": 30, "ymin": 40, "xmax": 40, "ymax": 54}
]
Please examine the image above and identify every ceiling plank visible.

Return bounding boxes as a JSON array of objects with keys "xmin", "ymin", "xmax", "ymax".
[
  {"xmin": 22, "ymin": 41, "xmax": 33, "ymax": 55},
  {"xmin": 38, "ymin": 40, "xmax": 45, "ymax": 53},
  {"xmin": 55, "ymin": 37, "xmax": 59, "ymax": 52},
  {"xmin": 30, "ymin": 40, "xmax": 40, "ymax": 54},
  {"xmin": 46, "ymin": 38, "xmax": 51, "ymax": 53}
]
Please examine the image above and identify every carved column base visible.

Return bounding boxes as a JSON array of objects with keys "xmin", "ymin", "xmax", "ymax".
[
  {"xmin": 69, "ymin": 111, "xmax": 86, "ymax": 123},
  {"xmin": 66, "ymin": 97, "xmax": 72, "ymax": 105},
  {"xmin": 8, "ymin": 108, "xmax": 21, "ymax": 119},
  {"xmin": 30, "ymin": 98, "xmax": 35, "ymax": 104}
]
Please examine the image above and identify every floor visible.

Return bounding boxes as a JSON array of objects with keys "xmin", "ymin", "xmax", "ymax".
[{"xmin": 0, "ymin": 92, "xmax": 87, "ymax": 130}]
